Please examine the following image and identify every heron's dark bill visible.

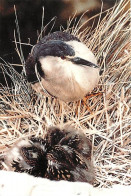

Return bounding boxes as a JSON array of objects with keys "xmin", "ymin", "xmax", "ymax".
[{"xmin": 70, "ymin": 57, "xmax": 99, "ymax": 68}]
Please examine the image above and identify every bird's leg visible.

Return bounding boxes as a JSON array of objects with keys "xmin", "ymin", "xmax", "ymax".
[
  {"xmin": 82, "ymin": 92, "xmax": 103, "ymax": 114},
  {"xmin": 82, "ymin": 98, "xmax": 93, "ymax": 114},
  {"xmin": 84, "ymin": 92, "xmax": 103, "ymax": 100},
  {"xmin": 75, "ymin": 99, "xmax": 92, "ymax": 116},
  {"xmin": 75, "ymin": 92, "xmax": 103, "ymax": 116}
]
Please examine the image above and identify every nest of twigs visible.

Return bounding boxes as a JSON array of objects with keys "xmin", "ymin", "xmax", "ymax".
[{"xmin": 0, "ymin": 0, "xmax": 130, "ymax": 188}]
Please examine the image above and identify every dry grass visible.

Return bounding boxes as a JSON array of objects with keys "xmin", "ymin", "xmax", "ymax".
[{"xmin": 0, "ymin": 0, "xmax": 130, "ymax": 188}]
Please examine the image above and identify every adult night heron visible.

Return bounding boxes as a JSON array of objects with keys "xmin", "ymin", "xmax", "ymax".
[{"xmin": 25, "ymin": 31, "xmax": 100, "ymax": 102}]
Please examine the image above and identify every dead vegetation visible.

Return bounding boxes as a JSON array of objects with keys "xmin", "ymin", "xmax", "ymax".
[{"xmin": 0, "ymin": 0, "xmax": 130, "ymax": 188}]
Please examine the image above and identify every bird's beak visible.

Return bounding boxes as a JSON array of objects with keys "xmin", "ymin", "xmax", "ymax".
[{"xmin": 69, "ymin": 57, "xmax": 99, "ymax": 68}]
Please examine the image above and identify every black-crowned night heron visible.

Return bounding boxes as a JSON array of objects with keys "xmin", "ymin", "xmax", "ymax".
[
  {"xmin": 25, "ymin": 31, "xmax": 100, "ymax": 102},
  {"xmin": 2, "ymin": 126, "xmax": 94, "ymax": 183}
]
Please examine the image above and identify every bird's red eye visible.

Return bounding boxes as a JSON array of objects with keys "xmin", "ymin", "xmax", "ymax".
[{"xmin": 61, "ymin": 56, "xmax": 66, "ymax": 60}]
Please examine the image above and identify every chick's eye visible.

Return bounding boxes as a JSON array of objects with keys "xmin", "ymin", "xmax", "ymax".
[
  {"xmin": 61, "ymin": 56, "xmax": 66, "ymax": 60},
  {"xmin": 28, "ymin": 151, "xmax": 38, "ymax": 159}
]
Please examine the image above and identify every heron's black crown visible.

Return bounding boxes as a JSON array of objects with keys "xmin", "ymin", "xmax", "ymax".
[{"xmin": 25, "ymin": 31, "xmax": 79, "ymax": 83}]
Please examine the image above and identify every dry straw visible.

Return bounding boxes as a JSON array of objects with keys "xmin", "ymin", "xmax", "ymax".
[{"xmin": 0, "ymin": 0, "xmax": 130, "ymax": 188}]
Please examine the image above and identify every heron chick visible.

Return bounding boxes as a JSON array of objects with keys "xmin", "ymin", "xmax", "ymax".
[
  {"xmin": 1, "ymin": 126, "xmax": 94, "ymax": 183},
  {"xmin": 25, "ymin": 31, "xmax": 100, "ymax": 101}
]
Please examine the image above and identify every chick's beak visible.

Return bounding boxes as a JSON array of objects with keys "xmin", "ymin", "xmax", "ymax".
[{"xmin": 68, "ymin": 57, "xmax": 99, "ymax": 68}]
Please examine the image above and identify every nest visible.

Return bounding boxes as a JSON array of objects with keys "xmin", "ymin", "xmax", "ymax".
[{"xmin": 0, "ymin": 0, "xmax": 130, "ymax": 188}]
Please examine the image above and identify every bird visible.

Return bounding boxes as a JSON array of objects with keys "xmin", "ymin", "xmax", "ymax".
[
  {"xmin": 1, "ymin": 137, "xmax": 48, "ymax": 177},
  {"xmin": 1, "ymin": 126, "xmax": 94, "ymax": 183},
  {"xmin": 25, "ymin": 31, "xmax": 100, "ymax": 102},
  {"xmin": 44, "ymin": 126, "xmax": 94, "ymax": 183}
]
